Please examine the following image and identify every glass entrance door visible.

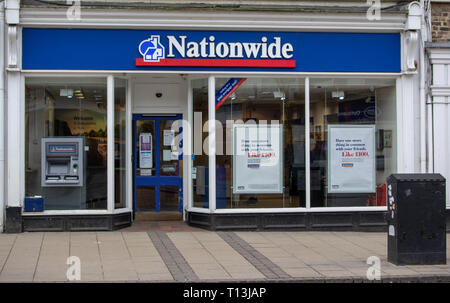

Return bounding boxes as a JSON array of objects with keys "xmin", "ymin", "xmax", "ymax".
[{"xmin": 133, "ymin": 114, "xmax": 183, "ymax": 213}]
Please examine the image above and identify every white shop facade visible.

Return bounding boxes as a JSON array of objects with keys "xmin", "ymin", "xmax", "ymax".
[{"xmin": 0, "ymin": 2, "xmax": 430, "ymax": 232}]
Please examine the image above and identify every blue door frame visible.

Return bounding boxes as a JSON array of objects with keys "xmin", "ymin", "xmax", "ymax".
[{"xmin": 133, "ymin": 114, "xmax": 183, "ymax": 212}]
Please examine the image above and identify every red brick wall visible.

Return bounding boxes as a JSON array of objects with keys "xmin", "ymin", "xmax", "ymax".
[{"xmin": 432, "ymin": 2, "xmax": 450, "ymax": 42}]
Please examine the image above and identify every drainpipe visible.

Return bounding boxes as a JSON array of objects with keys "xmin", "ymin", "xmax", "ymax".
[
  {"xmin": 0, "ymin": 1, "xmax": 5, "ymax": 232},
  {"xmin": 407, "ymin": 1, "xmax": 426, "ymax": 173},
  {"xmin": 418, "ymin": 0, "xmax": 428, "ymax": 173},
  {"xmin": 427, "ymin": 95, "xmax": 433, "ymax": 173},
  {"xmin": 423, "ymin": 1, "xmax": 434, "ymax": 173}
]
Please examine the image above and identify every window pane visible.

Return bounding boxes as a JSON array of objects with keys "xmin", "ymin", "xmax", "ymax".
[
  {"xmin": 160, "ymin": 119, "xmax": 180, "ymax": 177},
  {"xmin": 136, "ymin": 186, "xmax": 156, "ymax": 211},
  {"xmin": 25, "ymin": 77, "xmax": 107, "ymax": 210},
  {"xmin": 192, "ymin": 79, "xmax": 209, "ymax": 208},
  {"xmin": 160, "ymin": 186, "xmax": 179, "ymax": 211},
  {"xmin": 215, "ymin": 77, "xmax": 305, "ymax": 209},
  {"xmin": 309, "ymin": 78, "xmax": 396, "ymax": 207},
  {"xmin": 136, "ymin": 120, "xmax": 155, "ymax": 176},
  {"xmin": 114, "ymin": 78, "xmax": 127, "ymax": 209}
]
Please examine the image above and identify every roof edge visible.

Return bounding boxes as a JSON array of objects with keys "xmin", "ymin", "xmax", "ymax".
[{"xmin": 21, "ymin": 0, "xmax": 411, "ymax": 13}]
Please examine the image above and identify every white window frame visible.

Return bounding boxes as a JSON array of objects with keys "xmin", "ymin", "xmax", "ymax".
[
  {"xmin": 20, "ymin": 73, "xmax": 133, "ymax": 216},
  {"xmin": 18, "ymin": 71, "xmax": 402, "ymax": 216},
  {"xmin": 187, "ymin": 73, "xmax": 400, "ymax": 214}
]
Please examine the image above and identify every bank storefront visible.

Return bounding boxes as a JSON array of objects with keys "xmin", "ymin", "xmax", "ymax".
[{"xmin": 3, "ymin": 5, "xmax": 421, "ymax": 232}]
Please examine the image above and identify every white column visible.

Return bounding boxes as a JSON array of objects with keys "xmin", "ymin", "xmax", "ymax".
[
  {"xmin": 208, "ymin": 76, "xmax": 216, "ymax": 212},
  {"xmin": 428, "ymin": 48, "xmax": 450, "ymax": 207},
  {"xmin": 431, "ymin": 92, "xmax": 449, "ymax": 207},
  {"xmin": 305, "ymin": 77, "xmax": 310, "ymax": 208},
  {"xmin": 126, "ymin": 78, "xmax": 132, "ymax": 211},
  {"xmin": 107, "ymin": 76, "xmax": 114, "ymax": 213},
  {"xmin": 5, "ymin": 1, "xmax": 21, "ymax": 216},
  {"xmin": 398, "ymin": 30, "xmax": 421, "ymax": 174},
  {"xmin": 0, "ymin": 2, "xmax": 5, "ymax": 231},
  {"xmin": 6, "ymin": 72, "xmax": 20, "ymax": 208},
  {"xmin": 397, "ymin": 74, "xmax": 420, "ymax": 173},
  {"xmin": 186, "ymin": 79, "xmax": 193, "ymax": 211},
  {"xmin": 395, "ymin": 77, "xmax": 403, "ymax": 172}
]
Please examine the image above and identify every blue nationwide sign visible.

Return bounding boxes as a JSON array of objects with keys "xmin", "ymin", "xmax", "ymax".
[{"xmin": 23, "ymin": 28, "xmax": 400, "ymax": 72}]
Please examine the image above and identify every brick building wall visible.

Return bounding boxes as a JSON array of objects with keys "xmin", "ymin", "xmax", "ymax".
[{"xmin": 432, "ymin": 2, "xmax": 450, "ymax": 42}]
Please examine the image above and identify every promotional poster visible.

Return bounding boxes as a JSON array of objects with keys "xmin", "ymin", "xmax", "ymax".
[
  {"xmin": 328, "ymin": 125, "xmax": 376, "ymax": 193},
  {"xmin": 233, "ymin": 124, "xmax": 283, "ymax": 194}
]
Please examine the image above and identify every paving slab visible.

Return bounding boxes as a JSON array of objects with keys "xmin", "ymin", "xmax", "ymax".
[{"xmin": 0, "ymin": 230, "xmax": 450, "ymax": 282}]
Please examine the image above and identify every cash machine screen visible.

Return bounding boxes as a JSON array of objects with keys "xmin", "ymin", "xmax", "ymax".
[{"xmin": 47, "ymin": 144, "xmax": 77, "ymax": 155}]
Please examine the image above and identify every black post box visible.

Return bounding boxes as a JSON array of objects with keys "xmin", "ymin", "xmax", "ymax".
[{"xmin": 387, "ymin": 174, "xmax": 446, "ymax": 265}]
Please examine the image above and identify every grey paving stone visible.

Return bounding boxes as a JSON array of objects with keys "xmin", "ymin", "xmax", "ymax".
[
  {"xmin": 217, "ymin": 232, "xmax": 291, "ymax": 280},
  {"xmin": 3, "ymin": 231, "xmax": 450, "ymax": 282},
  {"xmin": 147, "ymin": 232, "xmax": 199, "ymax": 282}
]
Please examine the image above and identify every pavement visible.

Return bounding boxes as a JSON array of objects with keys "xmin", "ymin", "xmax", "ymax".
[{"xmin": 1, "ymin": 223, "xmax": 450, "ymax": 282}]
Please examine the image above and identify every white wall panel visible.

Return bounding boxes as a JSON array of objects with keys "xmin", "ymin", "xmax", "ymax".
[
  {"xmin": 429, "ymin": 48, "xmax": 450, "ymax": 207},
  {"xmin": 6, "ymin": 72, "xmax": 21, "ymax": 207},
  {"xmin": 133, "ymin": 81, "xmax": 185, "ymax": 113}
]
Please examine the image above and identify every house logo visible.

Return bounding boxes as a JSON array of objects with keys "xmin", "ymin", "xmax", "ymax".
[
  {"xmin": 136, "ymin": 34, "xmax": 296, "ymax": 68},
  {"xmin": 139, "ymin": 35, "xmax": 165, "ymax": 62}
]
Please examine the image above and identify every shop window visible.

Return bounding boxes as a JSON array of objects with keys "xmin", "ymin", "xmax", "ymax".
[
  {"xmin": 25, "ymin": 77, "xmax": 108, "ymax": 210},
  {"xmin": 114, "ymin": 78, "xmax": 127, "ymax": 209},
  {"xmin": 192, "ymin": 79, "xmax": 209, "ymax": 208},
  {"xmin": 215, "ymin": 78, "xmax": 306, "ymax": 209},
  {"xmin": 309, "ymin": 78, "xmax": 396, "ymax": 207}
]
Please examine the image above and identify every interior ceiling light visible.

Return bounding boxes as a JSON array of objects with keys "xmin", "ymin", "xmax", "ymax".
[
  {"xmin": 273, "ymin": 91, "xmax": 286, "ymax": 101},
  {"xmin": 332, "ymin": 90, "xmax": 345, "ymax": 100},
  {"xmin": 60, "ymin": 88, "xmax": 73, "ymax": 97}
]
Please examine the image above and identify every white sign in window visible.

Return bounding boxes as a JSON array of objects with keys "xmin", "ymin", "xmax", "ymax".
[
  {"xmin": 163, "ymin": 129, "xmax": 175, "ymax": 146},
  {"xmin": 139, "ymin": 133, "xmax": 153, "ymax": 169},
  {"xmin": 327, "ymin": 125, "xmax": 376, "ymax": 193},
  {"xmin": 233, "ymin": 124, "xmax": 283, "ymax": 194}
]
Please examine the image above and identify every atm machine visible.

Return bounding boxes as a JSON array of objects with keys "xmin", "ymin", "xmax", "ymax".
[{"xmin": 41, "ymin": 137, "xmax": 86, "ymax": 210}]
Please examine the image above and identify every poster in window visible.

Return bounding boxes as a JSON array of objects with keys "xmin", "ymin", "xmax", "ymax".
[
  {"xmin": 327, "ymin": 125, "xmax": 376, "ymax": 193},
  {"xmin": 163, "ymin": 129, "xmax": 175, "ymax": 146},
  {"xmin": 383, "ymin": 130, "xmax": 392, "ymax": 148},
  {"xmin": 139, "ymin": 133, "xmax": 153, "ymax": 169},
  {"xmin": 233, "ymin": 124, "xmax": 283, "ymax": 194}
]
